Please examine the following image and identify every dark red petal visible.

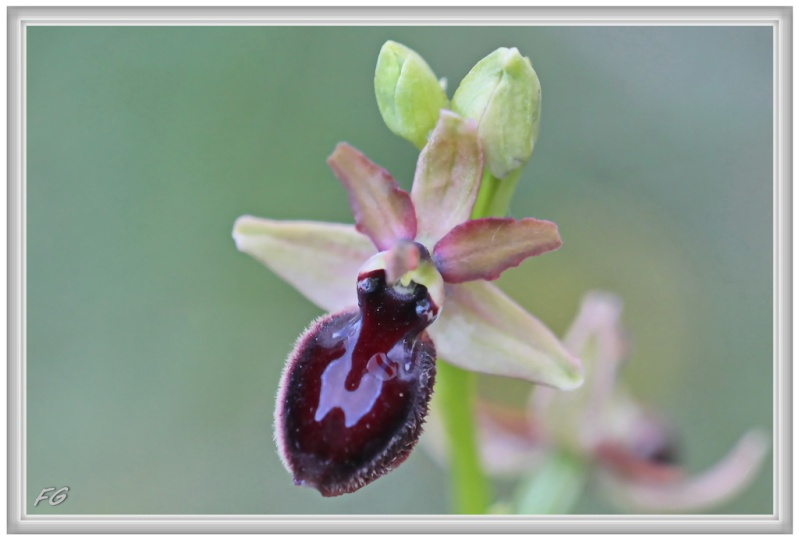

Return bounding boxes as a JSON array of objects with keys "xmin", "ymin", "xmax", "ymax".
[{"xmin": 274, "ymin": 270, "xmax": 437, "ymax": 496}]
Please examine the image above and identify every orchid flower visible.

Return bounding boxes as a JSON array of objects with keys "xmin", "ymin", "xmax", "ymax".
[
  {"xmin": 425, "ymin": 291, "xmax": 769, "ymax": 513},
  {"xmin": 232, "ymin": 110, "xmax": 583, "ymax": 497}
]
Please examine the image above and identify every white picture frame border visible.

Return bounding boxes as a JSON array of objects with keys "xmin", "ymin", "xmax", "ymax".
[{"xmin": 7, "ymin": 5, "xmax": 791, "ymax": 534}]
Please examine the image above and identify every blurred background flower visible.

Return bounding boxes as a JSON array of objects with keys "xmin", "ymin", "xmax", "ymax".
[
  {"xmin": 423, "ymin": 291, "xmax": 768, "ymax": 513},
  {"xmin": 26, "ymin": 26, "xmax": 772, "ymax": 514}
]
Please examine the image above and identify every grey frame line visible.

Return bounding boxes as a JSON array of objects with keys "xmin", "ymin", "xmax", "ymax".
[{"xmin": 7, "ymin": 5, "xmax": 792, "ymax": 534}]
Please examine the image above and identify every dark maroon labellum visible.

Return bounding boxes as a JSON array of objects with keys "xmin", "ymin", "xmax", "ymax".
[{"xmin": 275, "ymin": 269, "xmax": 438, "ymax": 496}]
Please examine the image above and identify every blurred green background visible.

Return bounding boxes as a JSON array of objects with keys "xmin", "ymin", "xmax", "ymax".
[{"xmin": 26, "ymin": 26, "xmax": 772, "ymax": 515}]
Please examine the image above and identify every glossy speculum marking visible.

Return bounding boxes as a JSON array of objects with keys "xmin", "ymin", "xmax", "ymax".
[{"xmin": 275, "ymin": 269, "xmax": 438, "ymax": 496}]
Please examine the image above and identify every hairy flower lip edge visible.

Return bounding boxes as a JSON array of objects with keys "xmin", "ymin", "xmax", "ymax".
[{"xmin": 273, "ymin": 308, "xmax": 438, "ymax": 497}]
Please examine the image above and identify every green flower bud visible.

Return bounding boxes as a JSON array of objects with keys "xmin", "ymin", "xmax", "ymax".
[
  {"xmin": 451, "ymin": 47, "xmax": 541, "ymax": 179},
  {"xmin": 374, "ymin": 41, "xmax": 449, "ymax": 149}
]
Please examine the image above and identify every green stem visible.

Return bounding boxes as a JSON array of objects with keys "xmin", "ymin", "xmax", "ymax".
[
  {"xmin": 434, "ymin": 361, "xmax": 490, "ymax": 514},
  {"xmin": 471, "ymin": 169, "xmax": 522, "ymax": 219},
  {"xmin": 435, "ymin": 168, "xmax": 521, "ymax": 514}
]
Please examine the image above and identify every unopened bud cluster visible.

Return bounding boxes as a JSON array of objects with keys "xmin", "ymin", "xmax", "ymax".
[{"xmin": 375, "ymin": 41, "xmax": 542, "ymax": 180}]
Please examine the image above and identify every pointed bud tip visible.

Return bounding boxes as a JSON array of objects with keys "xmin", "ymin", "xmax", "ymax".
[
  {"xmin": 451, "ymin": 46, "xmax": 541, "ymax": 179},
  {"xmin": 379, "ymin": 40, "xmax": 416, "ymax": 59},
  {"xmin": 500, "ymin": 47, "xmax": 529, "ymax": 70},
  {"xmin": 374, "ymin": 40, "xmax": 448, "ymax": 149}
]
